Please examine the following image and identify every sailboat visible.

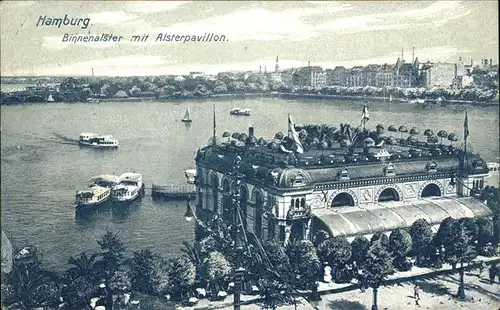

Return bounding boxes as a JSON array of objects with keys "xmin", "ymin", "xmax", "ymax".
[
  {"xmin": 47, "ymin": 94, "xmax": 55, "ymax": 102},
  {"xmin": 181, "ymin": 108, "xmax": 192, "ymax": 123}
]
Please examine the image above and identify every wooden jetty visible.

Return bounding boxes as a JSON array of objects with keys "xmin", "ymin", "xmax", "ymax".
[{"xmin": 151, "ymin": 184, "xmax": 196, "ymax": 200}]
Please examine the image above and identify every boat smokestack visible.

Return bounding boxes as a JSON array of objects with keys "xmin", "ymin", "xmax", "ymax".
[{"xmin": 249, "ymin": 126, "xmax": 254, "ymax": 137}]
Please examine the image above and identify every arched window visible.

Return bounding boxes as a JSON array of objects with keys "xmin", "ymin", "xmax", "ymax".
[
  {"xmin": 421, "ymin": 183, "xmax": 442, "ymax": 197},
  {"xmin": 211, "ymin": 173, "xmax": 219, "ymax": 213},
  {"xmin": 239, "ymin": 185, "xmax": 248, "ymax": 230},
  {"xmin": 267, "ymin": 218, "xmax": 275, "ymax": 240},
  {"xmin": 378, "ymin": 188, "xmax": 400, "ymax": 202},
  {"xmin": 331, "ymin": 193, "xmax": 355, "ymax": 207},
  {"xmin": 301, "ymin": 198, "xmax": 306, "ymax": 209},
  {"xmin": 255, "ymin": 192, "xmax": 263, "ymax": 239},
  {"xmin": 222, "ymin": 180, "xmax": 231, "ymax": 221}
]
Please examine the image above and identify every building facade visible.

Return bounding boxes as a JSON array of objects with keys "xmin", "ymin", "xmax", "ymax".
[
  {"xmin": 293, "ymin": 66, "xmax": 326, "ymax": 88},
  {"xmin": 194, "ymin": 124, "xmax": 491, "ymax": 244}
]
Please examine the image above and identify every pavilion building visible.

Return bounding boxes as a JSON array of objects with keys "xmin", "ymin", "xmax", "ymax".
[{"xmin": 193, "ymin": 120, "xmax": 492, "ymax": 244}]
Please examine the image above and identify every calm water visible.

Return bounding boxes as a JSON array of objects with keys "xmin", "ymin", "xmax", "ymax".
[{"xmin": 1, "ymin": 98, "xmax": 499, "ymax": 271}]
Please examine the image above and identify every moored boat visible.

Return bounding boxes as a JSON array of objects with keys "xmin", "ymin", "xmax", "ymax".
[
  {"xmin": 185, "ymin": 169, "xmax": 197, "ymax": 184},
  {"xmin": 89, "ymin": 174, "xmax": 120, "ymax": 188},
  {"xmin": 485, "ymin": 162, "xmax": 499, "ymax": 187},
  {"xmin": 75, "ymin": 184, "xmax": 111, "ymax": 208},
  {"xmin": 111, "ymin": 172, "xmax": 144, "ymax": 203}
]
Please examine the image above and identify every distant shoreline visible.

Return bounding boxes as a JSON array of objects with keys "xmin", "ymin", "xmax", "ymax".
[{"xmin": 1, "ymin": 92, "xmax": 499, "ymax": 106}]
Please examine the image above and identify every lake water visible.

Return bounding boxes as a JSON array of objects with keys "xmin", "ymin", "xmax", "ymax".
[{"xmin": 1, "ymin": 98, "xmax": 499, "ymax": 271}]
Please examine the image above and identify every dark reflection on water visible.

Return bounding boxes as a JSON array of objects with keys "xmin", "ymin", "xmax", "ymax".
[{"xmin": 1, "ymin": 99, "xmax": 498, "ymax": 271}]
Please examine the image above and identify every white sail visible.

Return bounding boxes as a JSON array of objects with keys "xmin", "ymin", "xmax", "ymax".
[
  {"xmin": 183, "ymin": 108, "xmax": 191, "ymax": 120},
  {"xmin": 47, "ymin": 94, "xmax": 54, "ymax": 102}
]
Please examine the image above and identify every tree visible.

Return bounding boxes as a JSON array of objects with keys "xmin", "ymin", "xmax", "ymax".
[
  {"xmin": 317, "ymin": 237, "xmax": 351, "ymax": 271},
  {"xmin": 127, "ymin": 249, "xmax": 160, "ymax": 295},
  {"xmin": 359, "ymin": 239, "xmax": 394, "ymax": 310},
  {"xmin": 204, "ymin": 251, "xmax": 232, "ymax": 295},
  {"xmin": 370, "ymin": 233, "xmax": 389, "ymax": 248},
  {"xmin": 257, "ymin": 271, "xmax": 295, "ymax": 310},
  {"xmin": 2, "ymin": 262, "xmax": 60, "ymax": 309},
  {"xmin": 442, "ymin": 220, "xmax": 477, "ymax": 299},
  {"xmin": 96, "ymin": 230, "xmax": 125, "ymax": 282},
  {"xmin": 410, "ymin": 219, "xmax": 434, "ymax": 266},
  {"xmin": 262, "ymin": 241, "xmax": 291, "ymax": 277},
  {"xmin": 389, "ymin": 229, "xmax": 412, "ymax": 271},
  {"xmin": 475, "ymin": 217, "xmax": 494, "ymax": 247},
  {"xmin": 483, "ymin": 186, "xmax": 500, "ymax": 246},
  {"xmin": 286, "ymin": 240, "xmax": 321, "ymax": 291},
  {"xmin": 350, "ymin": 236, "xmax": 370, "ymax": 265},
  {"xmin": 167, "ymin": 256, "xmax": 196, "ymax": 302}
]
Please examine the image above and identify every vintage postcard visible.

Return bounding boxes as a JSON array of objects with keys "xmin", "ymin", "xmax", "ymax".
[{"xmin": 1, "ymin": 1, "xmax": 499, "ymax": 309}]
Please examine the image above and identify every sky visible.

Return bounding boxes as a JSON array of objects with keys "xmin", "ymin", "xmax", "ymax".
[{"xmin": 0, "ymin": 1, "xmax": 498, "ymax": 76}]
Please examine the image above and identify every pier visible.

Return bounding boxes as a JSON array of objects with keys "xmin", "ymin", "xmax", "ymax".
[{"xmin": 151, "ymin": 184, "xmax": 196, "ymax": 200}]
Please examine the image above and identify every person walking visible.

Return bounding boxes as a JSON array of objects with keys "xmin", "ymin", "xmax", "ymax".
[
  {"xmin": 489, "ymin": 265, "xmax": 496, "ymax": 284},
  {"xmin": 414, "ymin": 284, "xmax": 421, "ymax": 306},
  {"xmin": 478, "ymin": 261, "xmax": 486, "ymax": 278}
]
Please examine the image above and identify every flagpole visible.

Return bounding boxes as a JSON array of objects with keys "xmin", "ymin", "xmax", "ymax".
[
  {"xmin": 463, "ymin": 109, "xmax": 468, "ymax": 174},
  {"xmin": 288, "ymin": 113, "xmax": 291, "ymax": 138},
  {"xmin": 212, "ymin": 104, "xmax": 216, "ymax": 146}
]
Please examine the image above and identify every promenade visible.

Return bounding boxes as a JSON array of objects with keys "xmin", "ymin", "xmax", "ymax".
[{"xmin": 170, "ymin": 256, "xmax": 500, "ymax": 310}]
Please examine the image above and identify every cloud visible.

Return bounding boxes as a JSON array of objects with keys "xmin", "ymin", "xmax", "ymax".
[
  {"xmin": 10, "ymin": 1, "xmax": 34, "ymax": 8},
  {"xmin": 121, "ymin": 1, "xmax": 470, "ymax": 44},
  {"xmin": 125, "ymin": 1, "xmax": 191, "ymax": 13},
  {"xmin": 38, "ymin": 56, "xmax": 172, "ymax": 76},
  {"xmin": 89, "ymin": 11, "xmax": 138, "ymax": 25},
  {"xmin": 318, "ymin": 1, "xmax": 471, "ymax": 34},
  {"xmin": 130, "ymin": 4, "xmax": 352, "ymax": 42}
]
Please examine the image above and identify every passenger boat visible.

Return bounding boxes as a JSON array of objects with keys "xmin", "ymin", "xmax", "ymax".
[
  {"xmin": 111, "ymin": 172, "xmax": 144, "ymax": 202},
  {"xmin": 75, "ymin": 184, "xmax": 111, "ymax": 208},
  {"xmin": 14, "ymin": 246, "xmax": 38, "ymax": 266},
  {"xmin": 485, "ymin": 162, "xmax": 499, "ymax": 187},
  {"xmin": 79, "ymin": 133, "xmax": 118, "ymax": 148},
  {"xmin": 79, "ymin": 133, "xmax": 97, "ymax": 146},
  {"xmin": 89, "ymin": 174, "xmax": 120, "ymax": 188},
  {"xmin": 181, "ymin": 108, "xmax": 192, "ymax": 123},
  {"xmin": 230, "ymin": 108, "xmax": 251, "ymax": 116},
  {"xmin": 88, "ymin": 135, "xmax": 119, "ymax": 148},
  {"xmin": 185, "ymin": 169, "xmax": 197, "ymax": 184}
]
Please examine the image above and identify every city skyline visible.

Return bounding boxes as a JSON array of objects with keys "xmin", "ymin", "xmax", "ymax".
[{"xmin": 1, "ymin": 1, "xmax": 498, "ymax": 76}]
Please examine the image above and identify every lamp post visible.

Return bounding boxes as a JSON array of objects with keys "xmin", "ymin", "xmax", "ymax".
[{"xmin": 229, "ymin": 155, "xmax": 246, "ymax": 310}]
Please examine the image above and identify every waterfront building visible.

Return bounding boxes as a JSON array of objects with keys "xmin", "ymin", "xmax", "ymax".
[
  {"xmin": 346, "ymin": 66, "xmax": 365, "ymax": 87},
  {"xmin": 328, "ymin": 66, "xmax": 347, "ymax": 86},
  {"xmin": 280, "ymin": 68, "xmax": 298, "ymax": 87},
  {"xmin": 293, "ymin": 66, "xmax": 326, "ymax": 89},
  {"xmin": 375, "ymin": 64, "xmax": 395, "ymax": 88},
  {"xmin": 194, "ymin": 113, "xmax": 492, "ymax": 244},
  {"xmin": 420, "ymin": 61, "xmax": 461, "ymax": 89},
  {"xmin": 363, "ymin": 64, "xmax": 381, "ymax": 87}
]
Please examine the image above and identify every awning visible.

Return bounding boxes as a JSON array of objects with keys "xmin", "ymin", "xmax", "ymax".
[{"xmin": 313, "ymin": 196, "xmax": 492, "ymax": 238}]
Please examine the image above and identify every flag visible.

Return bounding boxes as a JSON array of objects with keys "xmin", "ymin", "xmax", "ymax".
[
  {"xmin": 361, "ymin": 105, "xmax": 369, "ymax": 121},
  {"xmin": 464, "ymin": 110, "xmax": 469, "ymax": 140},
  {"xmin": 287, "ymin": 114, "xmax": 304, "ymax": 154}
]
